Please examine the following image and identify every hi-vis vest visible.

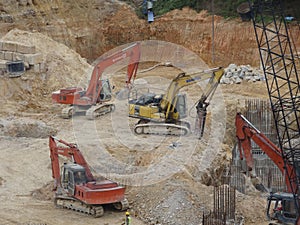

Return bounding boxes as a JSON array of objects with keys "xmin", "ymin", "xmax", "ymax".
[{"xmin": 126, "ymin": 216, "xmax": 132, "ymax": 225}]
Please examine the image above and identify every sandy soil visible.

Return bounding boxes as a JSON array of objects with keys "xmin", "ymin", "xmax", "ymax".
[{"xmin": 0, "ymin": 26, "xmax": 284, "ymax": 225}]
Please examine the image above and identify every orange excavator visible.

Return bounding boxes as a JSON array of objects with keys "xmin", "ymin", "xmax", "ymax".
[
  {"xmin": 49, "ymin": 136, "xmax": 129, "ymax": 217},
  {"xmin": 236, "ymin": 113, "xmax": 298, "ymax": 225},
  {"xmin": 52, "ymin": 42, "xmax": 140, "ymax": 119}
]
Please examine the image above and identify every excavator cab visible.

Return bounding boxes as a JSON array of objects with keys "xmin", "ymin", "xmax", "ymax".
[
  {"xmin": 129, "ymin": 92, "xmax": 158, "ymax": 106},
  {"xmin": 267, "ymin": 192, "xmax": 297, "ymax": 224},
  {"xmin": 174, "ymin": 93, "xmax": 187, "ymax": 119},
  {"xmin": 128, "ymin": 92, "xmax": 187, "ymax": 120},
  {"xmin": 61, "ymin": 163, "xmax": 87, "ymax": 195},
  {"xmin": 97, "ymin": 79, "xmax": 113, "ymax": 102}
]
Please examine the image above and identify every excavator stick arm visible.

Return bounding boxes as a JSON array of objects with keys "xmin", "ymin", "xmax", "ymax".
[
  {"xmin": 49, "ymin": 136, "xmax": 95, "ymax": 183},
  {"xmin": 192, "ymin": 67, "xmax": 224, "ymax": 138},
  {"xmin": 235, "ymin": 113, "xmax": 295, "ymax": 192},
  {"xmin": 85, "ymin": 42, "xmax": 141, "ymax": 101},
  {"xmin": 126, "ymin": 43, "xmax": 141, "ymax": 86},
  {"xmin": 49, "ymin": 136, "xmax": 62, "ymax": 190},
  {"xmin": 161, "ymin": 67, "xmax": 224, "ymax": 119}
]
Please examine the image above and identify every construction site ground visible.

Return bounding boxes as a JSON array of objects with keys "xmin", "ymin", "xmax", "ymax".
[
  {"xmin": 0, "ymin": 66, "xmax": 270, "ymax": 225},
  {"xmin": 0, "ymin": 1, "xmax": 299, "ymax": 225}
]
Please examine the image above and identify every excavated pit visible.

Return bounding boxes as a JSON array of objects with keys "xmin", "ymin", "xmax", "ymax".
[{"xmin": 0, "ymin": 1, "xmax": 299, "ymax": 225}]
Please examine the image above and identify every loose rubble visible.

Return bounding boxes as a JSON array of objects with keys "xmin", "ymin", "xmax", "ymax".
[{"xmin": 221, "ymin": 64, "xmax": 264, "ymax": 84}]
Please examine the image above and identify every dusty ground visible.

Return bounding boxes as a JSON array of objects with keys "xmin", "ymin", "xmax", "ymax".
[
  {"xmin": 0, "ymin": 1, "xmax": 298, "ymax": 225},
  {"xmin": 0, "ymin": 28, "xmax": 275, "ymax": 225}
]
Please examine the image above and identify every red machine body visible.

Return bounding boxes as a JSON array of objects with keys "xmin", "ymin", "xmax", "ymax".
[
  {"xmin": 52, "ymin": 42, "xmax": 140, "ymax": 118},
  {"xmin": 235, "ymin": 112, "xmax": 294, "ymax": 192},
  {"xmin": 236, "ymin": 113, "xmax": 298, "ymax": 224},
  {"xmin": 49, "ymin": 136, "xmax": 128, "ymax": 217}
]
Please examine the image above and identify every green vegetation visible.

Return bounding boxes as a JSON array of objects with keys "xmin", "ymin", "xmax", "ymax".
[
  {"xmin": 121, "ymin": 0, "xmax": 300, "ymax": 21},
  {"xmin": 152, "ymin": 0, "xmax": 247, "ymax": 18}
]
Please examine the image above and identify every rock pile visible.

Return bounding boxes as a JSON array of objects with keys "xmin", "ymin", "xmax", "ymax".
[
  {"xmin": 221, "ymin": 64, "xmax": 264, "ymax": 84},
  {"xmin": 131, "ymin": 186, "xmax": 205, "ymax": 225}
]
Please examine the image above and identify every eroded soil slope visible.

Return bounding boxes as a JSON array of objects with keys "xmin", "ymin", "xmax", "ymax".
[{"xmin": 1, "ymin": 0, "xmax": 299, "ymax": 67}]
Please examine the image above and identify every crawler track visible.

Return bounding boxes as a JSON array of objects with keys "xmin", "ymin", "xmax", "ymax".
[
  {"xmin": 54, "ymin": 196, "xmax": 129, "ymax": 217},
  {"xmin": 61, "ymin": 104, "xmax": 115, "ymax": 119},
  {"xmin": 54, "ymin": 196, "xmax": 104, "ymax": 218},
  {"xmin": 134, "ymin": 122, "xmax": 190, "ymax": 136},
  {"xmin": 113, "ymin": 199, "xmax": 130, "ymax": 211},
  {"xmin": 61, "ymin": 106, "xmax": 75, "ymax": 119},
  {"xmin": 86, "ymin": 104, "xmax": 115, "ymax": 120}
]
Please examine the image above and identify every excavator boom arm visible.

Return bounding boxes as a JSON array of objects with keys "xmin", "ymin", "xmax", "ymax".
[
  {"xmin": 49, "ymin": 136, "xmax": 95, "ymax": 189},
  {"xmin": 198, "ymin": 68, "xmax": 225, "ymax": 104},
  {"xmin": 235, "ymin": 113, "xmax": 294, "ymax": 192},
  {"xmin": 85, "ymin": 42, "xmax": 141, "ymax": 102},
  {"xmin": 161, "ymin": 67, "xmax": 224, "ymax": 117}
]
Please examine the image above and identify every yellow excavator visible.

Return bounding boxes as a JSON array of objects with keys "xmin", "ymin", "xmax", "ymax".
[{"xmin": 128, "ymin": 67, "xmax": 224, "ymax": 137}]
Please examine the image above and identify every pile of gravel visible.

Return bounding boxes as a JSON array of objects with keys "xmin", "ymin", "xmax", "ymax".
[{"xmin": 129, "ymin": 177, "xmax": 209, "ymax": 225}]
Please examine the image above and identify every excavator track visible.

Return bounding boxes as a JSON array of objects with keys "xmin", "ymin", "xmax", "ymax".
[
  {"xmin": 134, "ymin": 122, "xmax": 190, "ymax": 136},
  {"xmin": 61, "ymin": 106, "xmax": 75, "ymax": 119},
  {"xmin": 54, "ymin": 196, "xmax": 104, "ymax": 218},
  {"xmin": 113, "ymin": 199, "xmax": 129, "ymax": 211},
  {"xmin": 86, "ymin": 103, "xmax": 115, "ymax": 120}
]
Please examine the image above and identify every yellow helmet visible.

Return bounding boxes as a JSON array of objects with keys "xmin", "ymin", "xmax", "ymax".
[{"xmin": 126, "ymin": 211, "xmax": 130, "ymax": 216}]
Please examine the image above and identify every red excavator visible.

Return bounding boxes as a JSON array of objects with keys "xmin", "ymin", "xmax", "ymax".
[
  {"xmin": 236, "ymin": 113, "xmax": 298, "ymax": 225},
  {"xmin": 49, "ymin": 135, "xmax": 129, "ymax": 217},
  {"xmin": 52, "ymin": 42, "xmax": 140, "ymax": 119}
]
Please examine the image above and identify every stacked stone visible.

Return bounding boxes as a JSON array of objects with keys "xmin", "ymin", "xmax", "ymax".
[
  {"xmin": 0, "ymin": 40, "xmax": 44, "ymax": 75},
  {"xmin": 220, "ymin": 63, "xmax": 264, "ymax": 84}
]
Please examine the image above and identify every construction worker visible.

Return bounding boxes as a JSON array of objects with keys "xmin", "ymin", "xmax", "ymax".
[{"xmin": 124, "ymin": 211, "xmax": 131, "ymax": 225}]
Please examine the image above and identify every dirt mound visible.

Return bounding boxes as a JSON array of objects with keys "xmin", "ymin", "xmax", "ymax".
[
  {"xmin": 0, "ymin": 29, "xmax": 92, "ymax": 116},
  {"xmin": 161, "ymin": 7, "xmax": 216, "ymax": 22},
  {"xmin": 1, "ymin": 30, "xmax": 90, "ymax": 89},
  {"xmin": 31, "ymin": 182, "xmax": 54, "ymax": 201},
  {"xmin": 129, "ymin": 172, "xmax": 214, "ymax": 224},
  {"xmin": 0, "ymin": 117, "xmax": 57, "ymax": 138}
]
